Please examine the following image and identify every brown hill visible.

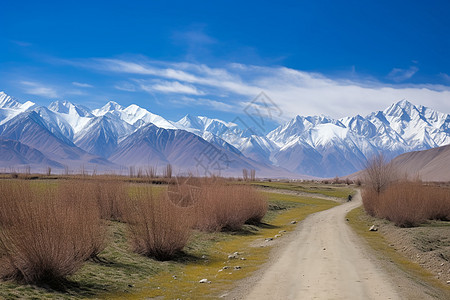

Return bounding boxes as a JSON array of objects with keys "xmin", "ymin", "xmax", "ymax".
[{"xmin": 388, "ymin": 144, "xmax": 450, "ymax": 182}]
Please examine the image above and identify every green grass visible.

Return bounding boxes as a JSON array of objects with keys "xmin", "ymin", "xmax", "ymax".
[
  {"xmin": 347, "ymin": 207, "xmax": 450, "ymax": 297},
  {"xmin": 247, "ymin": 181, "xmax": 355, "ymax": 199},
  {"xmin": 104, "ymin": 193, "xmax": 339, "ymax": 300},
  {"xmin": 0, "ymin": 184, "xmax": 344, "ymax": 299}
]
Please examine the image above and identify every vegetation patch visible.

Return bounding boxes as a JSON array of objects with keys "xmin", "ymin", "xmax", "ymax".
[
  {"xmin": 104, "ymin": 194, "xmax": 339, "ymax": 299},
  {"xmin": 0, "ymin": 178, "xmax": 342, "ymax": 299},
  {"xmin": 347, "ymin": 206, "xmax": 450, "ymax": 297},
  {"xmin": 247, "ymin": 181, "xmax": 355, "ymax": 199}
]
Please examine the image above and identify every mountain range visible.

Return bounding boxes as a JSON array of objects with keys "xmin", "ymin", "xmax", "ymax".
[{"xmin": 0, "ymin": 91, "xmax": 449, "ymax": 178}]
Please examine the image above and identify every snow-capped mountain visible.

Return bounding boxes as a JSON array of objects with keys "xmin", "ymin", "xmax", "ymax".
[
  {"xmin": 0, "ymin": 91, "xmax": 448, "ymax": 178},
  {"xmin": 174, "ymin": 114, "xmax": 277, "ymax": 163},
  {"xmin": 0, "ymin": 92, "xmax": 36, "ymax": 124},
  {"xmin": 266, "ymin": 99, "xmax": 450, "ymax": 177},
  {"xmin": 93, "ymin": 101, "xmax": 176, "ymax": 129}
]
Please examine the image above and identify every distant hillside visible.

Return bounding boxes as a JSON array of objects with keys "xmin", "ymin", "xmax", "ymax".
[{"xmin": 389, "ymin": 144, "xmax": 450, "ymax": 182}]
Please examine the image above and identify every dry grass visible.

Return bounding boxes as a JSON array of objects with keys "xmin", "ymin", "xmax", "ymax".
[
  {"xmin": 166, "ymin": 178, "xmax": 268, "ymax": 232},
  {"xmin": 91, "ymin": 179, "xmax": 128, "ymax": 221},
  {"xmin": 363, "ymin": 181, "xmax": 450, "ymax": 227},
  {"xmin": 0, "ymin": 181, "xmax": 106, "ymax": 283},
  {"xmin": 121, "ymin": 186, "xmax": 192, "ymax": 261},
  {"xmin": 191, "ymin": 181, "xmax": 268, "ymax": 232}
]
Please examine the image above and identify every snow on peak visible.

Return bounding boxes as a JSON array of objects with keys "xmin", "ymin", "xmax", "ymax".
[
  {"xmin": 92, "ymin": 101, "xmax": 175, "ymax": 129},
  {"xmin": 92, "ymin": 101, "xmax": 124, "ymax": 115},
  {"xmin": 0, "ymin": 91, "xmax": 34, "ymax": 110}
]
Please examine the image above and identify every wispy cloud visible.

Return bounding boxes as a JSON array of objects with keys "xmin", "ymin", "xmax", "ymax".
[
  {"xmin": 387, "ymin": 66, "xmax": 419, "ymax": 82},
  {"xmin": 20, "ymin": 81, "xmax": 58, "ymax": 98},
  {"xmin": 169, "ymin": 96, "xmax": 235, "ymax": 112},
  {"xmin": 12, "ymin": 40, "xmax": 32, "ymax": 47},
  {"xmin": 72, "ymin": 81, "xmax": 93, "ymax": 88},
  {"xmin": 61, "ymin": 56, "xmax": 450, "ymax": 119},
  {"xmin": 140, "ymin": 80, "xmax": 204, "ymax": 95},
  {"xmin": 114, "ymin": 82, "xmax": 137, "ymax": 92},
  {"xmin": 440, "ymin": 72, "xmax": 450, "ymax": 82}
]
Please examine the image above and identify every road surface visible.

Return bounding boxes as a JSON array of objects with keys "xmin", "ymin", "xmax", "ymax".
[{"xmin": 244, "ymin": 191, "xmax": 400, "ymax": 300}]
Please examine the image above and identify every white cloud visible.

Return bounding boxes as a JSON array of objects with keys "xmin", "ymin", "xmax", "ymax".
[
  {"xmin": 169, "ymin": 96, "xmax": 235, "ymax": 112},
  {"xmin": 68, "ymin": 57, "xmax": 450, "ymax": 120},
  {"xmin": 440, "ymin": 73, "xmax": 450, "ymax": 82},
  {"xmin": 387, "ymin": 66, "xmax": 419, "ymax": 82},
  {"xmin": 72, "ymin": 81, "xmax": 93, "ymax": 88},
  {"xmin": 114, "ymin": 82, "xmax": 137, "ymax": 92},
  {"xmin": 20, "ymin": 81, "xmax": 58, "ymax": 98},
  {"xmin": 141, "ymin": 80, "xmax": 205, "ymax": 95}
]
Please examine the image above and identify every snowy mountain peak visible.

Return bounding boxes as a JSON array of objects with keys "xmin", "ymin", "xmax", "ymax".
[
  {"xmin": 48, "ymin": 100, "xmax": 92, "ymax": 117},
  {"xmin": 0, "ymin": 91, "xmax": 30, "ymax": 109},
  {"xmin": 93, "ymin": 101, "xmax": 124, "ymax": 115}
]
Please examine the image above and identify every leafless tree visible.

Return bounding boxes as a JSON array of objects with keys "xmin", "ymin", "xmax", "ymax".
[
  {"xmin": 163, "ymin": 164, "xmax": 173, "ymax": 178},
  {"xmin": 242, "ymin": 168, "xmax": 249, "ymax": 181},
  {"xmin": 363, "ymin": 154, "xmax": 397, "ymax": 194}
]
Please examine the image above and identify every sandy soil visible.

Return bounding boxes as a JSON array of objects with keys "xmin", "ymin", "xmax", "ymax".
[{"xmin": 226, "ymin": 191, "xmax": 446, "ymax": 300}]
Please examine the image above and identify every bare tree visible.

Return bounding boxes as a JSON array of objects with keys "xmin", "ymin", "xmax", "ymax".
[
  {"xmin": 163, "ymin": 164, "xmax": 173, "ymax": 179},
  {"xmin": 250, "ymin": 169, "xmax": 256, "ymax": 181},
  {"xmin": 363, "ymin": 154, "xmax": 397, "ymax": 194},
  {"xmin": 146, "ymin": 166, "xmax": 157, "ymax": 178},
  {"xmin": 242, "ymin": 168, "xmax": 248, "ymax": 181}
]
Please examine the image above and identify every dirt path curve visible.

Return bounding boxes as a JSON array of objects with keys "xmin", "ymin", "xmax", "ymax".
[{"xmin": 244, "ymin": 190, "xmax": 401, "ymax": 300}]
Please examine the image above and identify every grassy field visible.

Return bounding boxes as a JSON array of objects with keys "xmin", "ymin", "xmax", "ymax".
[
  {"xmin": 347, "ymin": 207, "xmax": 450, "ymax": 297},
  {"xmin": 0, "ymin": 180, "xmax": 343, "ymax": 299},
  {"xmin": 247, "ymin": 181, "xmax": 355, "ymax": 199}
]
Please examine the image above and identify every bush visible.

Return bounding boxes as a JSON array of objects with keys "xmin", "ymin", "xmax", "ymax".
[
  {"xmin": 362, "ymin": 181, "xmax": 450, "ymax": 227},
  {"xmin": 92, "ymin": 180, "xmax": 127, "ymax": 221},
  {"xmin": 122, "ymin": 187, "xmax": 192, "ymax": 260},
  {"xmin": 191, "ymin": 181, "xmax": 268, "ymax": 231},
  {"xmin": 0, "ymin": 181, "xmax": 105, "ymax": 283}
]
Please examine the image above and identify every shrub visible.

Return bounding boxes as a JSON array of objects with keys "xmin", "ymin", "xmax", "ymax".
[
  {"xmin": 0, "ymin": 181, "xmax": 105, "ymax": 283},
  {"xmin": 362, "ymin": 181, "xmax": 450, "ymax": 227},
  {"xmin": 92, "ymin": 180, "xmax": 127, "ymax": 221},
  {"xmin": 191, "ymin": 182, "xmax": 268, "ymax": 232},
  {"xmin": 122, "ymin": 187, "xmax": 192, "ymax": 260}
]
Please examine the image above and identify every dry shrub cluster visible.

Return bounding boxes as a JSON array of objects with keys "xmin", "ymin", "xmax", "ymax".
[
  {"xmin": 167, "ymin": 178, "xmax": 268, "ymax": 232},
  {"xmin": 92, "ymin": 180, "xmax": 127, "ymax": 221},
  {"xmin": 362, "ymin": 154, "xmax": 450, "ymax": 227},
  {"xmin": 121, "ymin": 187, "xmax": 192, "ymax": 260},
  {"xmin": 363, "ymin": 181, "xmax": 450, "ymax": 227},
  {"xmin": 0, "ymin": 176, "xmax": 269, "ymax": 283},
  {"xmin": 0, "ymin": 181, "xmax": 106, "ymax": 283}
]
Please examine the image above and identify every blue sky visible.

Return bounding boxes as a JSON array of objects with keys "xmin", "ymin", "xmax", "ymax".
[{"xmin": 1, "ymin": 0, "xmax": 449, "ymax": 129}]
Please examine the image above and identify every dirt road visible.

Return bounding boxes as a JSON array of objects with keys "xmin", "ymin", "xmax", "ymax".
[{"xmin": 241, "ymin": 191, "xmax": 405, "ymax": 300}]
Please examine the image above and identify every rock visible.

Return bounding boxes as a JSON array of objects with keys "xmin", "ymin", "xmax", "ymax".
[
  {"xmin": 228, "ymin": 252, "xmax": 240, "ymax": 259},
  {"xmin": 447, "ymin": 280, "xmax": 450, "ymax": 284},
  {"xmin": 346, "ymin": 218, "xmax": 349, "ymax": 221},
  {"xmin": 201, "ymin": 255, "xmax": 207, "ymax": 259},
  {"xmin": 279, "ymin": 230, "xmax": 287, "ymax": 233},
  {"xmin": 240, "ymin": 257, "xmax": 246, "ymax": 260},
  {"xmin": 275, "ymin": 234, "xmax": 282, "ymax": 238},
  {"xmin": 323, "ymin": 248, "xmax": 326, "ymax": 250},
  {"xmin": 265, "ymin": 238, "xmax": 273, "ymax": 242},
  {"xmin": 128, "ymin": 284, "xmax": 134, "ymax": 287},
  {"xmin": 369, "ymin": 225, "xmax": 378, "ymax": 231},
  {"xmin": 234, "ymin": 266, "xmax": 241, "ymax": 270},
  {"xmin": 222, "ymin": 266, "xmax": 230, "ymax": 270},
  {"xmin": 172, "ymin": 275, "xmax": 177, "ymax": 279},
  {"xmin": 199, "ymin": 278, "xmax": 210, "ymax": 283},
  {"xmin": 290, "ymin": 221, "xmax": 297, "ymax": 224}
]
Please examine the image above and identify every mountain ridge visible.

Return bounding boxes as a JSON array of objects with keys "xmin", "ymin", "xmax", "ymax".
[{"xmin": 0, "ymin": 91, "xmax": 448, "ymax": 178}]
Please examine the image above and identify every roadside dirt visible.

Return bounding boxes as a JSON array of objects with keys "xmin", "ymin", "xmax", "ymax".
[{"xmin": 226, "ymin": 191, "xmax": 448, "ymax": 299}]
